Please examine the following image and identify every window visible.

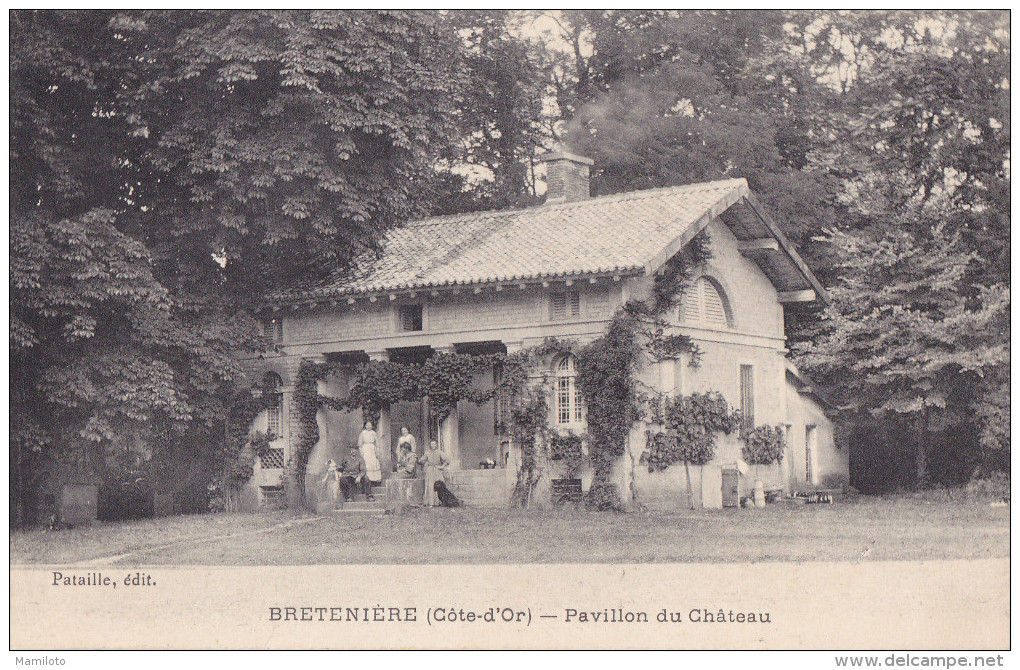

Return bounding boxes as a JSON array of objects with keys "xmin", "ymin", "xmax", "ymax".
[
  {"xmin": 680, "ymin": 277, "xmax": 729, "ymax": 328},
  {"xmin": 493, "ymin": 364, "xmax": 512, "ymax": 435},
  {"xmin": 398, "ymin": 304, "xmax": 424, "ymax": 332},
  {"xmin": 554, "ymin": 355, "xmax": 584, "ymax": 425},
  {"xmin": 261, "ymin": 317, "xmax": 283, "ymax": 344},
  {"xmin": 550, "ymin": 291, "xmax": 581, "ymax": 320},
  {"xmin": 739, "ymin": 364, "xmax": 754, "ymax": 434},
  {"xmin": 263, "ymin": 372, "xmax": 283, "ymax": 439}
]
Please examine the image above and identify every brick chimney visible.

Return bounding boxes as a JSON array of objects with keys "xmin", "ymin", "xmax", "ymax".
[{"xmin": 542, "ymin": 151, "xmax": 593, "ymax": 204}]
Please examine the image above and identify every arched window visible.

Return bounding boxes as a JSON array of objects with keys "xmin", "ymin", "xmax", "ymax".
[
  {"xmin": 554, "ymin": 355, "xmax": 584, "ymax": 425},
  {"xmin": 680, "ymin": 277, "xmax": 730, "ymax": 328},
  {"xmin": 263, "ymin": 372, "xmax": 284, "ymax": 439}
]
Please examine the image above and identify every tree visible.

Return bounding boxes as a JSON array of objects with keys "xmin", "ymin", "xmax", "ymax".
[
  {"xmin": 796, "ymin": 226, "xmax": 1009, "ymax": 484},
  {"xmin": 433, "ymin": 11, "xmax": 552, "ymax": 213},
  {"xmin": 786, "ymin": 11, "xmax": 1010, "ymax": 484},
  {"xmin": 538, "ymin": 10, "xmax": 837, "ymax": 251},
  {"xmin": 10, "ymin": 10, "xmax": 465, "ymax": 525}
]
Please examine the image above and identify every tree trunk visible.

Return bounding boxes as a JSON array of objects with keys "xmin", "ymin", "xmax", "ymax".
[
  {"xmin": 915, "ymin": 414, "xmax": 929, "ymax": 489},
  {"xmin": 684, "ymin": 460, "xmax": 694, "ymax": 510}
]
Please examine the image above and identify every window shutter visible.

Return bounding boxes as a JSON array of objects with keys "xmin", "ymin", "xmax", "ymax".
[
  {"xmin": 702, "ymin": 281, "xmax": 727, "ymax": 326},
  {"xmin": 551, "ymin": 292, "xmax": 580, "ymax": 320},
  {"xmin": 681, "ymin": 288, "xmax": 701, "ymax": 323},
  {"xmin": 551, "ymin": 293, "xmax": 566, "ymax": 320},
  {"xmin": 398, "ymin": 305, "xmax": 423, "ymax": 332},
  {"xmin": 680, "ymin": 278, "xmax": 728, "ymax": 327},
  {"xmin": 262, "ymin": 318, "xmax": 283, "ymax": 343}
]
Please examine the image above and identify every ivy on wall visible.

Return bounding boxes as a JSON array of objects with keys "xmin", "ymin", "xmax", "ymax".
[
  {"xmin": 574, "ymin": 232, "xmax": 715, "ymax": 509},
  {"xmin": 243, "ymin": 233, "xmax": 716, "ymax": 510},
  {"xmin": 549, "ymin": 433, "xmax": 585, "ymax": 478},
  {"xmin": 223, "ymin": 376, "xmax": 281, "ymax": 483},
  {"xmin": 290, "ymin": 359, "xmax": 331, "ymax": 500},
  {"xmin": 644, "ymin": 394, "xmax": 790, "ymax": 505},
  {"xmin": 507, "ymin": 386, "xmax": 551, "ymax": 507},
  {"xmin": 576, "ymin": 312, "xmax": 641, "ymax": 510},
  {"xmin": 645, "ymin": 391, "xmax": 741, "ymax": 471},
  {"xmin": 331, "ymin": 352, "xmax": 518, "ymax": 423},
  {"xmin": 503, "ymin": 339, "xmax": 574, "ymax": 508},
  {"xmin": 287, "ymin": 351, "xmax": 532, "ymax": 505},
  {"xmin": 741, "ymin": 424, "xmax": 788, "ymax": 480}
]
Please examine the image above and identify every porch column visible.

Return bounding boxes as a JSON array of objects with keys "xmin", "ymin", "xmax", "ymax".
[
  {"xmin": 366, "ymin": 349, "xmax": 393, "ymax": 476},
  {"xmin": 294, "ymin": 354, "xmax": 329, "ymax": 511},
  {"xmin": 434, "ymin": 345, "xmax": 460, "ymax": 467},
  {"xmin": 503, "ymin": 341, "xmax": 524, "ymax": 485}
]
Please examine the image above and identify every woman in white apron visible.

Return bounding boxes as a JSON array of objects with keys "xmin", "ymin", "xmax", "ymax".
[{"xmin": 358, "ymin": 420, "xmax": 383, "ymax": 484}]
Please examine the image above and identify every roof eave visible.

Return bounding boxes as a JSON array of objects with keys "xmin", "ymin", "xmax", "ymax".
[
  {"xmin": 741, "ymin": 192, "xmax": 831, "ymax": 306},
  {"xmin": 266, "ymin": 269, "xmax": 646, "ymax": 310}
]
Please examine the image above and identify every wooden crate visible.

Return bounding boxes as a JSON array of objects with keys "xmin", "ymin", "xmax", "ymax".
[{"xmin": 551, "ymin": 478, "xmax": 583, "ymax": 503}]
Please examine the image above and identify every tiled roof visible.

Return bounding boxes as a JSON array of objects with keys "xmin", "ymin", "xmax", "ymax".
[{"xmin": 277, "ymin": 178, "xmax": 752, "ymax": 301}]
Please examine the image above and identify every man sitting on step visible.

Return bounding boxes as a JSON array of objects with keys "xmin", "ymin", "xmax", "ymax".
[{"xmin": 338, "ymin": 445, "xmax": 374, "ymax": 502}]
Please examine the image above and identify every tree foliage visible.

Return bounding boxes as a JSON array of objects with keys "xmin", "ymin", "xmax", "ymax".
[
  {"xmin": 10, "ymin": 10, "xmax": 1010, "ymax": 522},
  {"xmin": 9, "ymin": 10, "xmax": 465, "ymax": 524},
  {"xmin": 541, "ymin": 10, "xmax": 837, "ymax": 249},
  {"xmin": 435, "ymin": 11, "xmax": 551, "ymax": 212},
  {"xmin": 784, "ymin": 11, "xmax": 1010, "ymax": 480}
]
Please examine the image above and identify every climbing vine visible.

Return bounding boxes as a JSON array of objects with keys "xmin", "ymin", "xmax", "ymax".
[
  {"xmin": 569, "ymin": 233, "xmax": 715, "ymax": 509},
  {"xmin": 549, "ymin": 432, "xmax": 585, "ymax": 478},
  {"xmin": 291, "ymin": 351, "xmax": 539, "ymax": 504},
  {"xmin": 576, "ymin": 312, "xmax": 642, "ymax": 510},
  {"xmin": 652, "ymin": 231, "xmax": 713, "ymax": 314},
  {"xmin": 645, "ymin": 392, "xmax": 741, "ymax": 471},
  {"xmin": 331, "ymin": 352, "xmax": 519, "ymax": 423},
  {"xmin": 507, "ymin": 386, "xmax": 552, "ymax": 507},
  {"xmin": 741, "ymin": 424, "xmax": 787, "ymax": 478},
  {"xmin": 503, "ymin": 338, "xmax": 574, "ymax": 507},
  {"xmin": 227, "ymin": 431, "xmax": 276, "ymax": 482},
  {"xmin": 290, "ymin": 359, "xmax": 330, "ymax": 501},
  {"xmin": 223, "ymin": 376, "xmax": 282, "ymax": 482},
  {"xmin": 277, "ymin": 234, "xmax": 714, "ymax": 510}
]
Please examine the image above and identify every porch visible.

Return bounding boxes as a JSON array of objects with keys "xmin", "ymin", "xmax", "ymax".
[{"xmin": 307, "ymin": 341, "xmax": 522, "ymax": 486}]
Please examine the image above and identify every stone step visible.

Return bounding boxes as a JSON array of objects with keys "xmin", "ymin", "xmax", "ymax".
[
  {"xmin": 333, "ymin": 501, "xmax": 387, "ymax": 516},
  {"xmin": 339, "ymin": 500, "xmax": 386, "ymax": 509},
  {"xmin": 445, "ymin": 492, "xmax": 500, "ymax": 500},
  {"xmin": 446, "ymin": 480, "xmax": 505, "ymax": 489},
  {"xmin": 447, "ymin": 478, "xmax": 505, "ymax": 486}
]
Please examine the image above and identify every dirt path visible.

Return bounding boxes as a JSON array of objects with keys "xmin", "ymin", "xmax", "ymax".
[{"xmin": 66, "ymin": 514, "xmax": 326, "ymax": 567}]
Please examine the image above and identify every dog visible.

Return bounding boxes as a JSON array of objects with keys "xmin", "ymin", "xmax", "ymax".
[
  {"xmin": 478, "ymin": 458, "xmax": 496, "ymax": 470},
  {"xmin": 434, "ymin": 480, "xmax": 462, "ymax": 508}
]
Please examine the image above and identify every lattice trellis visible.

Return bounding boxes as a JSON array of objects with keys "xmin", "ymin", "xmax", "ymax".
[{"xmin": 260, "ymin": 448, "xmax": 285, "ymax": 469}]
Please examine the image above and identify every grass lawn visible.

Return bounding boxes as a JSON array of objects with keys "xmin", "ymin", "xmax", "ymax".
[{"xmin": 9, "ymin": 494, "xmax": 1009, "ymax": 565}]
